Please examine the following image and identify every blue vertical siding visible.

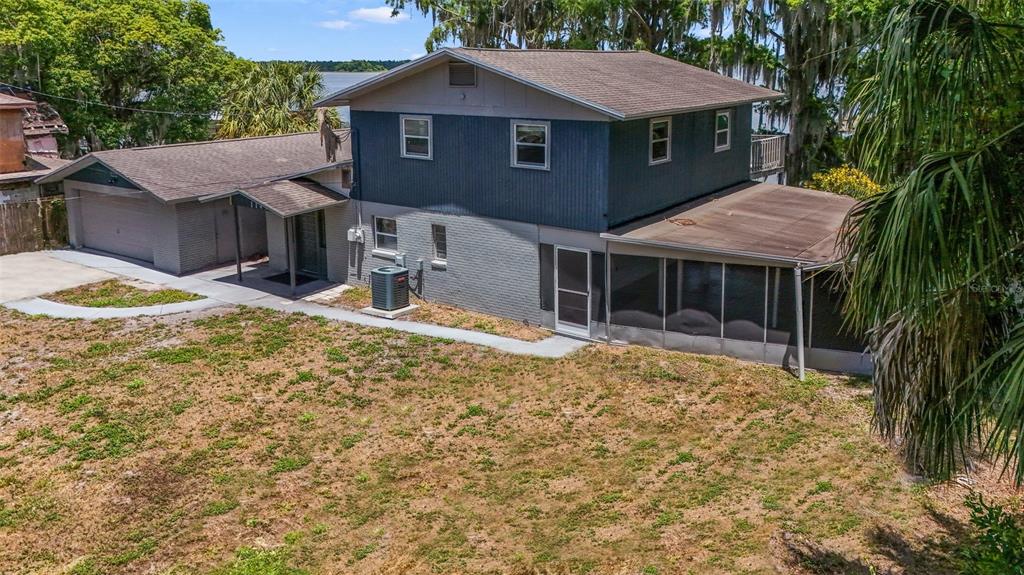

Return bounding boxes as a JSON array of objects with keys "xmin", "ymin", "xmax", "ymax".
[
  {"xmin": 352, "ymin": 111, "xmax": 610, "ymax": 231},
  {"xmin": 607, "ymin": 104, "xmax": 753, "ymax": 227}
]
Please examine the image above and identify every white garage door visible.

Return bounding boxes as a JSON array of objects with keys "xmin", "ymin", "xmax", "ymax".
[{"xmin": 79, "ymin": 190, "xmax": 154, "ymax": 263}]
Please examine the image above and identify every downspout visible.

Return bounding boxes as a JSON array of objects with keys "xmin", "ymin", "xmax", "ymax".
[{"xmin": 794, "ymin": 264, "xmax": 806, "ymax": 381}]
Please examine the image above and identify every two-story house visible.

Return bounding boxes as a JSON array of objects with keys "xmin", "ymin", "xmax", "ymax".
[
  {"xmin": 317, "ymin": 48, "xmax": 868, "ymax": 374},
  {"xmin": 44, "ymin": 48, "xmax": 867, "ymax": 375}
]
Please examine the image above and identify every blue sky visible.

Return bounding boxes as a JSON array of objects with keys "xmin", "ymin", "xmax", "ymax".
[{"xmin": 207, "ymin": 1, "xmax": 440, "ymax": 61}]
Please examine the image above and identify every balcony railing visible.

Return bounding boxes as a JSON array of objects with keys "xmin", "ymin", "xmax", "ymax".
[{"xmin": 751, "ymin": 134, "xmax": 786, "ymax": 178}]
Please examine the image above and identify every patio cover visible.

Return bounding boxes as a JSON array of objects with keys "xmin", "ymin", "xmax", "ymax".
[
  {"xmin": 603, "ymin": 182, "xmax": 856, "ymax": 265},
  {"xmin": 228, "ymin": 179, "xmax": 348, "ymax": 218}
]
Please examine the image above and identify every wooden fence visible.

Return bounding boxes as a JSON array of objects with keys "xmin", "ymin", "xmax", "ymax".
[{"xmin": 0, "ymin": 196, "xmax": 68, "ymax": 255}]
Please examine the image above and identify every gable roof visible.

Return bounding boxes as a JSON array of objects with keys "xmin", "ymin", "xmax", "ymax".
[
  {"xmin": 37, "ymin": 131, "xmax": 351, "ymax": 203},
  {"xmin": 219, "ymin": 179, "xmax": 348, "ymax": 218},
  {"xmin": 316, "ymin": 48, "xmax": 782, "ymax": 120}
]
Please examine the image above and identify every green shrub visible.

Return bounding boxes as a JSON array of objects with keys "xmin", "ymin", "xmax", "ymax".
[
  {"xmin": 960, "ymin": 493, "xmax": 1024, "ymax": 575},
  {"xmin": 804, "ymin": 165, "xmax": 882, "ymax": 200}
]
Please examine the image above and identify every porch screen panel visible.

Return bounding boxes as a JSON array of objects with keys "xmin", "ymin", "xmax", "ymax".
[
  {"xmin": 665, "ymin": 260, "xmax": 722, "ymax": 337},
  {"xmin": 765, "ymin": 267, "xmax": 799, "ymax": 345},
  {"xmin": 610, "ymin": 254, "xmax": 662, "ymax": 330},
  {"xmin": 591, "ymin": 252, "xmax": 606, "ymax": 323},
  {"xmin": 723, "ymin": 264, "xmax": 767, "ymax": 341},
  {"xmin": 809, "ymin": 271, "xmax": 866, "ymax": 352}
]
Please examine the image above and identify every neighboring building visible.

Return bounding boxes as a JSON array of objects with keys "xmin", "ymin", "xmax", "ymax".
[
  {"xmin": 317, "ymin": 48, "xmax": 867, "ymax": 373},
  {"xmin": 0, "ymin": 93, "xmax": 69, "ymax": 204},
  {"xmin": 37, "ymin": 132, "xmax": 353, "ymax": 276}
]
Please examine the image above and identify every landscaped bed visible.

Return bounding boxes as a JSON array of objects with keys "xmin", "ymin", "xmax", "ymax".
[
  {"xmin": 0, "ymin": 306, "xmax": 1013, "ymax": 574},
  {"xmin": 46, "ymin": 279, "xmax": 203, "ymax": 308},
  {"xmin": 332, "ymin": 285, "xmax": 550, "ymax": 341}
]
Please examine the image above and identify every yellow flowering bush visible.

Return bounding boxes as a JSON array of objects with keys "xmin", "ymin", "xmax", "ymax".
[{"xmin": 804, "ymin": 166, "xmax": 882, "ymax": 200}]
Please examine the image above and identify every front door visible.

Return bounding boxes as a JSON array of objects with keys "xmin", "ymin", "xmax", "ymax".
[
  {"xmin": 555, "ymin": 246, "xmax": 591, "ymax": 337},
  {"xmin": 294, "ymin": 211, "xmax": 326, "ymax": 279}
]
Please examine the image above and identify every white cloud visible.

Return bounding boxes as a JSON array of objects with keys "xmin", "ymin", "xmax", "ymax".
[
  {"xmin": 349, "ymin": 6, "xmax": 410, "ymax": 24},
  {"xmin": 409, "ymin": 53, "xmax": 425, "ymax": 59},
  {"xmin": 317, "ymin": 19, "xmax": 353, "ymax": 30}
]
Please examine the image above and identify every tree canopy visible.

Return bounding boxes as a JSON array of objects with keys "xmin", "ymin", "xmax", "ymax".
[
  {"xmin": 1, "ymin": 0, "xmax": 238, "ymax": 151},
  {"xmin": 841, "ymin": 0, "xmax": 1024, "ymax": 483}
]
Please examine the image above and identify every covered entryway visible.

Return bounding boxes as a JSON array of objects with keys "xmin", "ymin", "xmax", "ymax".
[
  {"xmin": 78, "ymin": 190, "xmax": 153, "ymax": 263},
  {"xmin": 204, "ymin": 178, "xmax": 347, "ymax": 296}
]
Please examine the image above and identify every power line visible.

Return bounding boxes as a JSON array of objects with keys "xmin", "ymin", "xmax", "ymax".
[{"xmin": 0, "ymin": 81, "xmax": 211, "ymax": 116}]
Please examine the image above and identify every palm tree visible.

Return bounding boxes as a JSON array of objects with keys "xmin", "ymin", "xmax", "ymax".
[
  {"xmin": 841, "ymin": 0, "xmax": 1024, "ymax": 482},
  {"xmin": 217, "ymin": 61, "xmax": 339, "ymax": 139}
]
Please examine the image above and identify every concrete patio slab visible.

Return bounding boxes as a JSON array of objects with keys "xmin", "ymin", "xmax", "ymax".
[
  {"xmin": 0, "ymin": 251, "xmax": 114, "ymax": 303},
  {"xmin": 7, "ymin": 249, "xmax": 592, "ymax": 359}
]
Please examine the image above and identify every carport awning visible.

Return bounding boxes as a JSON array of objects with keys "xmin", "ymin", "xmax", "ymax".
[{"xmin": 201, "ymin": 178, "xmax": 347, "ymax": 218}]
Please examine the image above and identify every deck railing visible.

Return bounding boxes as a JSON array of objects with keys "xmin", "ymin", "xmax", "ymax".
[{"xmin": 750, "ymin": 134, "xmax": 786, "ymax": 178}]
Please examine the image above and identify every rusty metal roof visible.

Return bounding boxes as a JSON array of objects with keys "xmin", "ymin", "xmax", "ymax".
[
  {"xmin": 605, "ymin": 182, "xmax": 857, "ymax": 264},
  {"xmin": 0, "ymin": 93, "xmax": 36, "ymax": 110}
]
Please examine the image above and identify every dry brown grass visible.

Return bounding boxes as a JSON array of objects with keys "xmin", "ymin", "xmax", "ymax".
[
  {"xmin": 332, "ymin": 285, "xmax": 549, "ymax": 341},
  {"xmin": 0, "ymin": 306, "xmax": 1014, "ymax": 575}
]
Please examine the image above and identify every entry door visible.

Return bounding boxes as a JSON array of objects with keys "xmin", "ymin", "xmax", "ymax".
[
  {"xmin": 294, "ymin": 211, "xmax": 326, "ymax": 279},
  {"xmin": 555, "ymin": 246, "xmax": 591, "ymax": 337}
]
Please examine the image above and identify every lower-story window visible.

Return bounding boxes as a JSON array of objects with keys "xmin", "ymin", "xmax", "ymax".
[
  {"xmin": 431, "ymin": 224, "xmax": 447, "ymax": 261},
  {"xmin": 374, "ymin": 216, "xmax": 397, "ymax": 252}
]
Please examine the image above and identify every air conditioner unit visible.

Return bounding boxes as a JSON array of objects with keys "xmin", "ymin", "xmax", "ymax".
[{"xmin": 370, "ymin": 266, "xmax": 409, "ymax": 311}]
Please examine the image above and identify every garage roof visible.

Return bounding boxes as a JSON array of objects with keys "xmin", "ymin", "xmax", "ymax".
[
  {"xmin": 317, "ymin": 48, "xmax": 782, "ymax": 120},
  {"xmin": 224, "ymin": 179, "xmax": 348, "ymax": 218},
  {"xmin": 604, "ymin": 182, "xmax": 856, "ymax": 265},
  {"xmin": 37, "ymin": 131, "xmax": 352, "ymax": 202}
]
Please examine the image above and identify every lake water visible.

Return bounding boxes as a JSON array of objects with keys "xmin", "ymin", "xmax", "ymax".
[{"xmin": 321, "ymin": 72, "xmax": 383, "ymax": 122}]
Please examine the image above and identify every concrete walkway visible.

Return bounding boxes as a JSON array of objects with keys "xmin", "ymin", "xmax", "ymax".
[
  {"xmin": 4, "ymin": 250, "xmax": 590, "ymax": 359},
  {"xmin": 4, "ymin": 297, "xmax": 223, "ymax": 319}
]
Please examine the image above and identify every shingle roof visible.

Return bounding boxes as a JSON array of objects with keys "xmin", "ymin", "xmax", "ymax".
[
  {"xmin": 0, "ymin": 93, "xmax": 36, "ymax": 110},
  {"xmin": 230, "ymin": 179, "xmax": 347, "ymax": 218},
  {"xmin": 318, "ymin": 48, "xmax": 782, "ymax": 119},
  {"xmin": 606, "ymin": 182, "xmax": 856, "ymax": 264},
  {"xmin": 39, "ymin": 131, "xmax": 351, "ymax": 202}
]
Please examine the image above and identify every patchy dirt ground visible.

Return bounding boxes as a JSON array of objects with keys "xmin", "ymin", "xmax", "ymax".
[
  {"xmin": 332, "ymin": 286, "xmax": 549, "ymax": 341},
  {"xmin": 0, "ymin": 306, "xmax": 1016, "ymax": 574}
]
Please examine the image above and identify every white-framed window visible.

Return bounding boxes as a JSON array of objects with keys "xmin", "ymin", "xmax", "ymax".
[
  {"xmin": 374, "ymin": 216, "xmax": 398, "ymax": 252},
  {"xmin": 400, "ymin": 115, "xmax": 432, "ymax": 160},
  {"xmin": 649, "ymin": 117, "xmax": 671, "ymax": 164},
  {"xmin": 714, "ymin": 109, "xmax": 732, "ymax": 152},
  {"xmin": 431, "ymin": 224, "xmax": 447, "ymax": 262},
  {"xmin": 448, "ymin": 62, "xmax": 476, "ymax": 87},
  {"xmin": 511, "ymin": 120, "xmax": 549, "ymax": 170}
]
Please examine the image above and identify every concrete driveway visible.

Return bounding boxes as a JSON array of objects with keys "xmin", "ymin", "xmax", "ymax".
[{"xmin": 0, "ymin": 251, "xmax": 114, "ymax": 303}]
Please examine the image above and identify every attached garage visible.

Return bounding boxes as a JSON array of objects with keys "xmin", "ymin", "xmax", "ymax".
[{"xmin": 77, "ymin": 189, "xmax": 154, "ymax": 263}]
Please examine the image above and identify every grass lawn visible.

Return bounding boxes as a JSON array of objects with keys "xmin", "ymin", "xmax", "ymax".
[
  {"xmin": 0, "ymin": 306, "xmax": 1007, "ymax": 574},
  {"xmin": 333, "ymin": 286, "xmax": 549, "ymax": 341},
  {"xmin": 47, "ymin": 279, "xmax": 203, "ymax": 308}
]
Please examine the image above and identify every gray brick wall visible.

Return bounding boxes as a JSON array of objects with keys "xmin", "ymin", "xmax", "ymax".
[
  {"xmin": 175, "ymin": 200, "xmax": 220, "ymax": 273},
  {"xmin": 151, "ymin": 199, "xmax": 181, "ymax": 273},
  {"xmin": 336, "ymin": 200, "xmax": 543, "ymax": 324},
  {"xmin": 265, "ymin": 212, "xmax": 288, "ymax": 273}
]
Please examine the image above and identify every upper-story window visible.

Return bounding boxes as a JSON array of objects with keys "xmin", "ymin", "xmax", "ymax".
[
  {"xmin": 448, "ymin": 62, "xmax": 476, "ymax": 87},
  {"xmin": 511, "ymin": 120, "xmax": 549, "ymax": 170},
  {"xmin": 649, "ymin": 117, "xmax": 671, "ymax": 164},
  {"xmin": 715, "ymin": 110, "xmax": 732, "ymax": 152},
  {"xmin": 401, "ymin": 115, "xmax": 432, "ymax": 160}
]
